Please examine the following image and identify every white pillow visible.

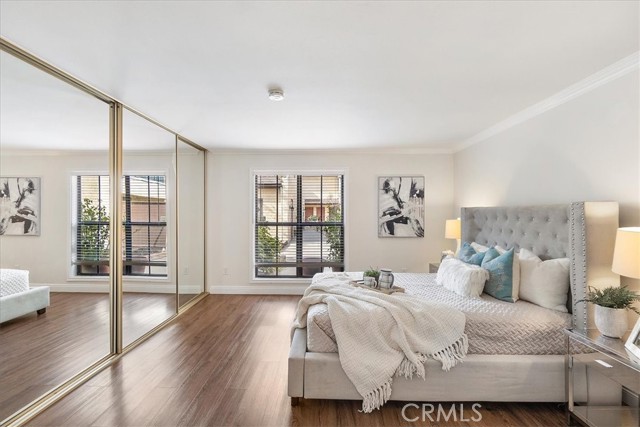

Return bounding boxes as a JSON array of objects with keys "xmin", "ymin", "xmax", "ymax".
[
  {"xmin": 518, "ymin": 248, "xmax": 570, "ymax": 312},
  {"xmin": 437, "ymin": 257, "xmax": 489, "ymax": 298},
  {"xmin": 470, "ymin": 243, "xmax": 520, "ymax": 301},
  {"xmin": 0, "ymin": 269, "xmax": 30, "ymax": 297},
  {"xmin": 470, "ymin": 242, "xmax": 489, "ymax": 253}
]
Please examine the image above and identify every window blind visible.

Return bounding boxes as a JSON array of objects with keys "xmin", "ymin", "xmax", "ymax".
[
  {"xmin": 74, "ymin": 175, "xmax": 167, "ymax": 277},
  {"xmin": 254, "ymin": 173, "xmax": 344, "ymax": 278}
]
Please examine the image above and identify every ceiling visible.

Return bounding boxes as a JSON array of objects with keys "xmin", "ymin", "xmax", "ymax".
[{"xmin": 0, "ymin": 1, "xmax": 638, "ymax": 152}]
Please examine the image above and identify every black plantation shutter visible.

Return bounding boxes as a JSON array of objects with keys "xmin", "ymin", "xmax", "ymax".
[
  {"xmin": 122, "ymin": 175, "xmax": 167, "ymax": 276},
  {"xmin": 254, "ymin": 173, "xmax": 344, "ymax": 278}
]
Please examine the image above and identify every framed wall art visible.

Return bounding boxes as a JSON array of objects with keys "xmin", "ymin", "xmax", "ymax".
[
  {"xmin": 0, "ymin": 177, "xmax": 41, "ymax": 236},
  {"xmin": 378, "ymin": 176, "xmax": 424, "ymax": 238}
]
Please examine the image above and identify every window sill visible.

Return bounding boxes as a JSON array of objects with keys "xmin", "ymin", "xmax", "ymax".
[
  {"xmin": 67, "ymin": 275, "xmax": 170, "ymax": 283},
  {"xmin": 67, "ymin": 276, "xmax": 108, "ymax": 282}
]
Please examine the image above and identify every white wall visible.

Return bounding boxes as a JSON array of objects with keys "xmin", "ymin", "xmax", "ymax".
[
  {"xmin": 176, "ymin": 147, "xmax": 206, "ymax": 297},
  {"xmin": 207, "ymin": 151, "xmax": 455, "ymax": 294},
  {"xmin": 0, "ymin": 151, "xmax": 179, "ymax": 292},
  {"xmin": 454, "ymin": 70, "xmax": 640, "ymax": 291}
]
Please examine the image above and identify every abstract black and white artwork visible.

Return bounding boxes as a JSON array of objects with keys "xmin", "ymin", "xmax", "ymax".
[
  {"xmin": 0, "ymin": 177, "xmax": 41, "ymax": 236},
  {"xmin": 378, "ymin": 176, "xmax": 424, "ymax": 238}
]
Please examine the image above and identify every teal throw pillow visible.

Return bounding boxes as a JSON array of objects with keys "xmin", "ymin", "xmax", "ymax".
[
  {"xmin": 458, "ymin": 242, "xmax": 485, "ymax": 266},
  {"xmin": 481, "ymin": 247, "xmax": 515, "ymax": 302}
]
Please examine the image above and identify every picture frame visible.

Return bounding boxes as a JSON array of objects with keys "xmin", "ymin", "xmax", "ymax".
[
  {"xmin": 625, "ymin": 317, "xmax": 640, "ymax": 363},
  {"xmin": 378, "ymin": 176, "xmax": 425, "ymax": 238},
  {"xmin": 0, "ymin": 177, "xmax": 41, "ymax": 236}
]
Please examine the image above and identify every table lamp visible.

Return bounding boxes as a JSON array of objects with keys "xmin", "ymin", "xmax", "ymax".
[
  {"xmin": 613, "ymin": 227, "xmax": 640, "ymax": 354},
  {"xmin": 613, "ymin": 227, "xmax": 640, "ymax": 279},
  {"xmin": 445, "ymin": 218, "xmax": 462, "ymax": 255}
]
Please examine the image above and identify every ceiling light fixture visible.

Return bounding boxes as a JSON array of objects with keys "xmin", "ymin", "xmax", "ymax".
[{"xmin": 268, "ymin": 88, "xmax": 285, "ymax": 101}]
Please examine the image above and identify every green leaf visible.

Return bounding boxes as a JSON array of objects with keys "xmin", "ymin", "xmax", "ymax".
[{"xmin": 578, "ymin": 286, "xmax": 640, "ymax": 312}]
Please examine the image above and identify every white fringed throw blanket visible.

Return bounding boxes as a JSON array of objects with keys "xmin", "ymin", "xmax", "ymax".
[{"xmin": 293, "ymin": 273, "xmax": 468, "ymax": 413}]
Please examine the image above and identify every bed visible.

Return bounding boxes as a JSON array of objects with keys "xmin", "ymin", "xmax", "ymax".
[
  {"xmin": 0, "ymin": 269, "xmax": 49, "ymax": 323},
  {"xmin": 288, "ymin": 202, "xmax": 620, "ymax": 404}
]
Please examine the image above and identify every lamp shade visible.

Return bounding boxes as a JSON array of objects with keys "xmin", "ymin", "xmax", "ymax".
[
  {"xmin": 445, "ymin": 219, "xmax": 461, "ymax": 240},
  {"xmin": 612, "ymin": 227, "xmax": 640, "ymax": 279}
]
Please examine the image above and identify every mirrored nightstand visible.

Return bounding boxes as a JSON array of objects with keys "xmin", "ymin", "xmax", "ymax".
[{"xmin": 565, "ymin": 328, "xmax": 640, "ymax": 427}]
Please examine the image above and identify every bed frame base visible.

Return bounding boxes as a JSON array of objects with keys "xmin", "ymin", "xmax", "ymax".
[{"xmin": 289, "ymin": 328, "xmax": 568, "ymax": 403}]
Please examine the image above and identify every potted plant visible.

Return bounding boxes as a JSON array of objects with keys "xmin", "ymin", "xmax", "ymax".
[
  {"xmin": 364, "ymin": 267, "xmax": 380, "ymax": 281},
  {"xmin": 579, "ymin": 286, "xmax": 640, "ymax": 338},
  {"xmin": 362, "ymin": 267, "xmax": 380, "ymax": 288},
  {"xmin": 78, "ymin": 198, "xmax": 110, "ymax": 275}
]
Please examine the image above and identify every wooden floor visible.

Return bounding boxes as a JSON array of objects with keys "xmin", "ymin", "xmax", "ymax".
[
  {"xmin": 0, "ymin": 292, "xmax": 176, "ymax": 421},
  {"xmin": 26, "ymin": 295, "xmax": 566, "ymax": 427}
]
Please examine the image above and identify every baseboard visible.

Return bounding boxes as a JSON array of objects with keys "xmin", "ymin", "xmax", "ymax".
[
  {"xmin": 34, "ymin": 283, "xmax": 201, "ymax": 294},
  {"xmin": 36, "ymin": 283, "xmax": 109, "ymax": 293},
  {"xmin": 40, "ymin": 281, "xmax": 306, "ymax": 295},
  {"xmin": 208, "ymin": 284, "xmax": 308, "ymax": 295}
]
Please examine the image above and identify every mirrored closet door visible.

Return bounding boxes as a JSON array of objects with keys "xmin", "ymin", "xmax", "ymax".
[
  {"xmin": 121, "ymin": 108, "xmax": 177, "ymax": 347},
  {"xmin": 0, "ymin": 49, "xmax": 111, "ymax": 421},
  {"xmin": 0, "ymin": 38, "xmax": 207, "ymax": 425},
  {"xmin": 177, "ymin": 139, "xmax": 205, "ymax": 307}
]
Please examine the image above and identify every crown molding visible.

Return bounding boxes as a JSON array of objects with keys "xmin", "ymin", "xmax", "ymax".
[
  {"xmin": 208, "ymin": 146, "xmax": 454, "ymax": 156},
  {"xmin": 454, "ymin": 51, "xmax": 640, "ymax": 153},
  {"xmin": 0, "ymin": 149, "xmax": 174, "ymax": 157},
  {"xmin": 0, "ymin": 149, "xmax": 107, "ymax": 157}
]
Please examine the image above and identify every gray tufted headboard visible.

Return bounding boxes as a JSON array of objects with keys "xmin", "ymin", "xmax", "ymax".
[
  {"xmin": 461, "ymin": 204, "xmax": 574, "ymax": 259},
  {"xmin": 461, "ymin": 203, "xmax": 590, "ymax": 331}
]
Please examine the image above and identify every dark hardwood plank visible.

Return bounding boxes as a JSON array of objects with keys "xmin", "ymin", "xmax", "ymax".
[
  {"xmin": 0, "ymin": 292, "xmax": 175, "ymax": 421},
  {"xmin": 28, "ymin": 295, "xmax": 566, "ymax": 427}
]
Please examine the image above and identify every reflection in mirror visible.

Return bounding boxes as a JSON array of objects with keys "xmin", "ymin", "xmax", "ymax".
[
  {"xmin": 121, "ymin": 108, "xmax": 177, "ymax": 347},
  {"xmin": 0, "ymin": 50, "xmax": 110, "ymax": 421},
  {"xmin": 177, "ymin": 140, "xmax": 205, "ymax": 307}
]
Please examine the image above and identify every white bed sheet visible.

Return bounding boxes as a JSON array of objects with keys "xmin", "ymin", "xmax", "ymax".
[{"xmin": 307, "ymin": 272, "xmax": 571, "ymax": 355}]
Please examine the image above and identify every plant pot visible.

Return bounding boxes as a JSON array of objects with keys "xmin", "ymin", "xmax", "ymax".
[{"xmin": 594, "ymin": 305, "xmax": 628, "ymax": 338}]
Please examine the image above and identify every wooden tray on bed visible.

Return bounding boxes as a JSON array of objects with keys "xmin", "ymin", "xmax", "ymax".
[{"xmin": 349, "ymin": 281, "xmax": 405, "ymax": 294}]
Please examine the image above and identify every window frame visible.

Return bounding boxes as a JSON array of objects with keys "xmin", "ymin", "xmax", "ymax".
[
  {"xmin": 251, "ymin": 169, "xmax": 347, "ymax": 281},
  {"xmin": 71, "ymin": 173, "xmax": 169, "ymax": 279}
]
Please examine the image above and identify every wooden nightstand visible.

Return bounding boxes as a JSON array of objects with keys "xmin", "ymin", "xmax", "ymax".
[{"xmin": 429, "ymin": 263, "xmax": 440, "ymax": 273}]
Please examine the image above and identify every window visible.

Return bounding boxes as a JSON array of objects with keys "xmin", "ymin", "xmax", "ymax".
[
  {"xmin": 73, "ymin": 175, "xmax": 167, "ymax": 277},
  {"xmin": 254, "ymin": 173, "xmax": 344, "ymax": 278}
]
